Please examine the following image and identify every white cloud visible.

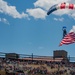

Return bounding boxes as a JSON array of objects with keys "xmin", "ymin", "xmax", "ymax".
[
  {"xmin": 0, "ymin": 0, "xmax": 28, "ymax": 19},
  {"xmin": 34, "ymin": 0, "xmax": 70, "ymax": 10},
  {"xmin": 1, "ymin": 0, "xmax": 75, "ymax": 19},
  {"xmin": 0, "ymin": 18, "xmax": 9, "ymax": 25},
  {"xmin": 38, "ymin": 46, "xmax": 44, "ymax": 49},
  {"xmin": 26, "ymin": 8, "xmax": 47, "ymax": 19},
  {"xmin": 70, "ymin": 26, "xmax": 75, "ymax": 33},
  {"xmin": 54, "ymin": 17, "xmax": 64, "ymax": 22}
]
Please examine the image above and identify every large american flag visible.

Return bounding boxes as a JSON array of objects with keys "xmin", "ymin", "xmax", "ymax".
[{"xmin": 59, "ymin": 32, "xmax": 75, "ymax": 46}]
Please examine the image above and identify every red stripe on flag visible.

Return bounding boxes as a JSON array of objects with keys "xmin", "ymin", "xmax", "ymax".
[{"xmin": 59, "ymin": 32, "xmax": 75, "ymax": 46}]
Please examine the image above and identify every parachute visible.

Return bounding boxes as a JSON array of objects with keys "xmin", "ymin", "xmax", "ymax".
[{"xmin": 47, "ymin": 2, "xmax": 75, "ymax": 15}]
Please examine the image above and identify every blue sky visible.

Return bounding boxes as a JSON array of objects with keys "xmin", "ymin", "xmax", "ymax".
[{"xmin": 0, "ymin": 0, "xmax": 75, "ymax": 58}]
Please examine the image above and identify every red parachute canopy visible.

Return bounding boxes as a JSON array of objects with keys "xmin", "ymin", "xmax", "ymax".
[{"xmin": 47, "ymin": 2, "xmax": 75, "ymax": 15}]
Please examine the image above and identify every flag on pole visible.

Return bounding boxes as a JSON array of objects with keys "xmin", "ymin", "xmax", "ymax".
[{"xmin": 59, "ymin": 32, "xmax": 75, "ymax": 46}]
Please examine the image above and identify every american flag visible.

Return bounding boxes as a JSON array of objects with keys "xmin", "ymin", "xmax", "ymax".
[{"xmin": 59, "ymin": 32, "xmax": 75, "ymax": 46}]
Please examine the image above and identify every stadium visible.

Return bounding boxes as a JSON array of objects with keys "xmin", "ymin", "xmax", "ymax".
[{"xmin": 0, "ymin": 50, "xmax": 75, "ymax": 75}]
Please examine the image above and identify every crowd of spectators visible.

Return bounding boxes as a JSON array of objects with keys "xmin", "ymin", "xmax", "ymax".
[{"xmin": 0, "ymin": 57, "xmax": 75, "ymax": 75}]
